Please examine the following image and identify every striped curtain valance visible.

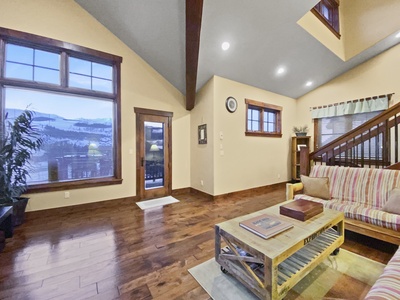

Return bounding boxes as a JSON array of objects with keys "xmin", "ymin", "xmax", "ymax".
[{"xmin": 310, "ymin": 94, "xmax": 393, "ymax": 119}]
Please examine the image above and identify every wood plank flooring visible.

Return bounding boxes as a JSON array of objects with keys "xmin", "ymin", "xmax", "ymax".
[{"xmin": 0, "ymin": 187, "xmax": 397, "ymax": 299}]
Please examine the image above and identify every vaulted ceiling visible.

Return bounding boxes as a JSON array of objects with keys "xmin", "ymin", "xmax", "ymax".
[{"xmin": 75, "ymin": 0, "xmax": 400, "ymax": 110}]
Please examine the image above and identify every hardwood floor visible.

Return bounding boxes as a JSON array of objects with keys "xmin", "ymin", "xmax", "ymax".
[{"xmin": 0, "ymin": 187, "xmax": 397, "ymax": 299}]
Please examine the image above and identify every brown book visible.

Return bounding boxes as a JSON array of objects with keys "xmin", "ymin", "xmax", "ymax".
[
  {"xmin": 239, "ymin": 214, "xmax": 293, "ymax": 239},
  {"xmin": 280, "ymin": 199, "xmax": 323, "ymax": 221}
]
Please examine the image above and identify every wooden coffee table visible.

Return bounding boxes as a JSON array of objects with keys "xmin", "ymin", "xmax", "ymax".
[{"xmin": 215, "ymin": 200, "xmax": 344, "ymax": 300}]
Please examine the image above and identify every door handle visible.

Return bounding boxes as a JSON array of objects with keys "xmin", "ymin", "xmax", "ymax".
[{"xmin": 141, "ymin": 157, "xmax": 144, "ymax": 167}]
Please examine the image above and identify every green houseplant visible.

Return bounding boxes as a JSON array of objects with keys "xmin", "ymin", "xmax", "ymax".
[
  {"xmin": 293, "ymin": 125, "xmax": 309, "ymax": 136},
  {"xmin": 0, "ymin": 109, "xmax": 43, "ymax": 226}
]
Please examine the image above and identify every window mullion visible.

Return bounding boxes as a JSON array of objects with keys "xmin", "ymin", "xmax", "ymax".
[
  {"xmin": 60, "ymin": 51, "xmax": 68, "ymax": 88},
  {"xmin": 260, "ymin": 109, "xmax": 264, "ymax": 132},
  {"xmin": 0, "ymin": 38, "xmax": 4, "ymax": 78}
]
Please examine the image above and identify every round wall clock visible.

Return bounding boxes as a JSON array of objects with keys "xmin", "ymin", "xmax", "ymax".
[{"xmin": 226, "ymin": 97, "xmax": 237, "ymax": 113}]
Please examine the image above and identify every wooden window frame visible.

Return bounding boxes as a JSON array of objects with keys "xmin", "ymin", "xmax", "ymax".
[
  {"xmin": 311, "ymin": 0, "xmax": 341, "ymax": 39},
  {"xmin": 245, "ymin": 99, "xmax": 282, "ymax": 137},
  {"xmin": 0, "ymin": 27, "xmax": 123, "ymax": 193}
]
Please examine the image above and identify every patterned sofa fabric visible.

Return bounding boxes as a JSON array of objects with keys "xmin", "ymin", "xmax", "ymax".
[
  {"xmin": 364, "ymin": 247, "xmax": 400, "ymax": 300},
  {"xmin": 294, "ymin": 165, "xmax": 400, "ymax": 231}
]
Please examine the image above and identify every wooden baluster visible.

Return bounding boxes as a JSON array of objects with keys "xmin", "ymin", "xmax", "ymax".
[
  {"xmin": 384, "ymin": 119, "xmax": 390, "ymax": 167},
  {"xmin": 354, "ymin": 137, "xmax": 357, "ymax": 167},
  {"xmin": 395, "ymin": 114, "xmax": 399, "ymax": 163},
  {"xmin": 338, "ymin": 144, "xmax": 341, "ymax": 166},
  {"xmin": 368, "ymin": 128, "xmax": 372, "ymax": 168},
  {"xmin": 375, "ymin": 125, "xmax": 380, "ymax": 168},
  {"xmin": 360, "ymin": 133, "xmax": 364, "ymax": 167}
]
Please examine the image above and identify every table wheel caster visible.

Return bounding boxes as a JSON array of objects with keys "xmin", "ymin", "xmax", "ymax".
[
  {"xmin": 220, "ymin": 266, "xmax": 229, "ymax": 274},
  {"xmin": 331, "ymin": 248, "xmax": 340, "ymax": 256}
]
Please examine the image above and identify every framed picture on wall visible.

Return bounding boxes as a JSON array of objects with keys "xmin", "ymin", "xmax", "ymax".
[{"xmin": 198, "ymin": 124, "xmax": 207, "ymax": 144}]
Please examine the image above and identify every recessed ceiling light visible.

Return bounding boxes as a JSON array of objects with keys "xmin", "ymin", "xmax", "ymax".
[
  {"xmin": 396, "ymin": 32, "xmax": 400, "ymax": 38},
  {"xmin": 276, "ymin": 67, "xmax": 286, "ymax": 75},
  {"xmin": 305, "ymin": 81, "xmax": 313, "ymax": 87},
  {"xmin": 221, "ymin": 42, "xmax": 230, "ymax": 51}
]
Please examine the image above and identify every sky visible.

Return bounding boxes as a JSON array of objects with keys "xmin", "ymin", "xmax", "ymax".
[{"xmin": 6, "ymin": 87, "xmax": 112, "ymax": 120}]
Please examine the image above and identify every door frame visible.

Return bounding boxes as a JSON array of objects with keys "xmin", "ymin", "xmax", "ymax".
[{"xmin": 134, "ymin": 107, "xmax": 173, "ymax": 200}]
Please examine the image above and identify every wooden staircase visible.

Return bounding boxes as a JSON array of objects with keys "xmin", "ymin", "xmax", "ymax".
[{"xmin": 300, "ymin": 101, "xmax": 400, "ymax": 175}]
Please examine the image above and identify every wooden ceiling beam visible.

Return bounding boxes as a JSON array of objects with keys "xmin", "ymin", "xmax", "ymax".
[{"xmin": 185, "ymin": 0, "xmax": 203, "ymax": 111}]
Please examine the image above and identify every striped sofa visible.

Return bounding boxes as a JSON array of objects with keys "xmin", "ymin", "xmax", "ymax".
[
  {"xmin": 286, "ymin": 165, "xmax": 400, "ymax": 242},
  {"xmin": 365, "ymin": 246, "xmax": 400, "ymax": 299}
]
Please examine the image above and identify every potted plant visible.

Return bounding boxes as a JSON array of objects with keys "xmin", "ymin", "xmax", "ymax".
[
  {"xmin": 0, "ymin": 109, "xmax": 43, "ymax": 226},
  {"xmin": 293, "ymin": 125, "xmax": 309, "ymax": 136}
]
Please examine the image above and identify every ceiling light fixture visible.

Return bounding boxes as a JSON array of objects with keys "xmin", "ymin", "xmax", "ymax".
[
  {"xmin": 305, "ymin": 81, "xmax": 313, "ymax": 87},
  {"xmin": 276, "ymin": 67, "xmax": 286, "ymax": 75},
  {"xmin": 221, "ymin": 42, "xmax": 230, "ymax": 51}
]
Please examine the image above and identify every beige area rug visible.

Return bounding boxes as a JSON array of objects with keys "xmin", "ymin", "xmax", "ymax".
[
  {"xmin": 136, "ymin": 196, "xmax": 179, "ymax": 210},
  {"xmin": 189, "ymin": 249, "xmax": 385, "ymax": 300}
]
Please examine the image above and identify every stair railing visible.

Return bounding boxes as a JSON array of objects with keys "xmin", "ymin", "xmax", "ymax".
[{"xmin": 300, "ymin": 101, "xmax": 400, "ymax": 175}]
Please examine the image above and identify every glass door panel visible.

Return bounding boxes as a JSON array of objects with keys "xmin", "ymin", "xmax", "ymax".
[{"xmin": 144, "ymin": 121, "xmax": 164, "ymax": 190}]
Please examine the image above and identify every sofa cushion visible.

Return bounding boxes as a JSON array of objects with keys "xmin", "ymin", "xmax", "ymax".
[
  {"xmin": 364, "ymin": 247, "xmax": 400, "ymax": 300},
  {"xmin": 300, "ymin": 175, "xmax": 330, "ymax": 200},
  {"xmin": 309, "ymin": 165, "xmax": 400, "ymax": 208},
  {"xmin": 294, "ymin": 195, "xmax": 400, "ymax": 231},
  {"xmin": 383, "ymin": 188, "xmax": 400, "ymax": 214}
]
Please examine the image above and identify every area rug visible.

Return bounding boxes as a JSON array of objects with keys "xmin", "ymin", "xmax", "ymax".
[
  {"xmin": 136, "ymin": 196, "xmax": 179, "ymax": 210},
  {"xmin": 189, "ymin": 249, "xmax": 385, "ymax": 300}
]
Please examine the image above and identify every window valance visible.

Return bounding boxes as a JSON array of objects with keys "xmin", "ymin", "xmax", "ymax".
[{"xmin": 310, "ymin": 94, "xmax": 393, "ymax": 119}]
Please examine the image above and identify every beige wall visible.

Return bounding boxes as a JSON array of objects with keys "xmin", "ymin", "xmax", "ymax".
[
  {"xmin": 0, "ymin": 0, "xmax": 190, "ymax": 211},
  {"xmin": 297, "ymin": 10, "xmax": 345, "ymax": 61},
  {"xmin": 296, "ymin": 43, "xmax": 400, "ymax": 147},
  {"xmin": 190, "ymin": 78, "xmax": 215, "ymax": 194},
  {"xmin": 342, "ymin": 0, "xmax": 400, "ymax": 59},
  {"xmin": 212, "ymin": 77, "xmax": 297, "ymax": 195},
  {"xmin": 298, "ymin": 0, "xmax": 400, "ymax": 61}
]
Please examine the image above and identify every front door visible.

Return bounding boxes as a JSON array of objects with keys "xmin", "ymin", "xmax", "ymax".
[{"xmin": 134, "ymin": 108, "xmax": 173, "ymax": 200}]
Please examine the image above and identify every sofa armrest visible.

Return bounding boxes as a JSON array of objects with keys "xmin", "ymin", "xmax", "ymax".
[{"xmin": 286, "ymin": 182, "xmax": 304, "ymax": 200}]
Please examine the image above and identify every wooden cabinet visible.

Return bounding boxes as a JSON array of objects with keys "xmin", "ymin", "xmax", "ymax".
[{"xmin": 291, "ymin": 136, "xmax": 310, "ymax": 181}]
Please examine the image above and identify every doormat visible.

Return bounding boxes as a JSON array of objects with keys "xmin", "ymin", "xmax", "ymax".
[
  {"xmin": 189, "ymin": 249, "xmax": 385, "ymax": 300},
  {"xmin": 136, "ymin": 196, "xmax": 179, "ymax": 210}
]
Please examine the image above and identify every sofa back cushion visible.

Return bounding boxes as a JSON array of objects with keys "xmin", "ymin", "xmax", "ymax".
[{"xmin": 309, "ymin": 165, "xmax": 400, "ymax": 208}]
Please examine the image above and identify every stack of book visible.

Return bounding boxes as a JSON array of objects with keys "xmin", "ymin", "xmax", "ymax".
[{"xmin": 239, "ymin": 214, "xmax": 293, "ymax": 239}]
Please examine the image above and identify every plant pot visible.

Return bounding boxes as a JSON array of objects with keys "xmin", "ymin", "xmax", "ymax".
[
  {"xmin": 12, "ymin": 197, "xmax": 29, "ymax": 226},
  {"xmin": 295, "ymin": 132, "xmax": 307, "ymax": 136}
]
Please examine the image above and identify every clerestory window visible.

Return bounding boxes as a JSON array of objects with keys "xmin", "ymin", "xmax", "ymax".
[
  {"xmin": 0, "ymin": 27, "xmax": 123, "ymax": 193},
  {"xmin": 311, "ymin": 0, "xmax": 340, "ymax": 39}
]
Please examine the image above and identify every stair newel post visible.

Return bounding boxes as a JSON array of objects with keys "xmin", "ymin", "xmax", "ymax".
[{"xmin": 300, "ymin": 146, "xmax": 310, "ymax": 176}]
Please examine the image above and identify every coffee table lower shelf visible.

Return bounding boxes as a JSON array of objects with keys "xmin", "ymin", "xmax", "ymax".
[{"xmin": 215, "ymin": 227, "xmax": 344, "ymax": 300}]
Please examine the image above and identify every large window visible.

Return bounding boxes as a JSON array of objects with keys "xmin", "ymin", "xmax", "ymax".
[
  {"xmin": 245, "ymin": 99, "xmax": 282, "ymax": 137},
  {"xmin": 315, "ymin": 111, "xmax": 383, "ymax": 160},
  {"xmin": 311, "ymin": 0, "xmax": 340, "ymax": 38},
  {"xmin": 315, "ymin": 111, "xmax": 382, "ymax": 148},
  {"xmin": 0, "ymin": 27, "xmax": 122, "ymax": 193}
]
